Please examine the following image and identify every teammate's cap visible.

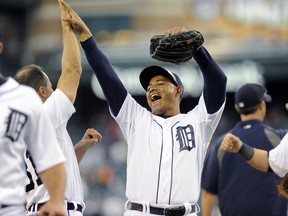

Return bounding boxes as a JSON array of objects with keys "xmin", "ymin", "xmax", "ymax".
[
  {"xmin": 235, "ymin": 83, "xmax": 271, "ymax": 109},
  {"xmin": 139, "ymin": 65, "xmax": 184, "ymax": 93}
]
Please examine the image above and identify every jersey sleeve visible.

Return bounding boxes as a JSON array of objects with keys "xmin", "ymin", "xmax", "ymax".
[
  {"xmin": 43, "ymin": 89, "xmax": 75, "ymax": 129},
  {"xmin": 24, "ymin": 92, "xmax": 66, "ymax": 173},
  {"xmin": 268, "ymin": 133, "xmax": 288, "ymax": 178}
]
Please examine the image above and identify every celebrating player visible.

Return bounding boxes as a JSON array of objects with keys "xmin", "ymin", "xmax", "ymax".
[
  {"xmin": 59, "ymin": 0, "xmax": 227, "ymax": 215},
  {"xmin": 0, "ymin": 31, "xmax": 67, "ymax": 216},
  {"xmin": 13, "ymin": 1, "xmax": 102, "ymax": 216},
  {"xmin": 201, "ymin": 83, "xmax": 288, "ymax": 216}
]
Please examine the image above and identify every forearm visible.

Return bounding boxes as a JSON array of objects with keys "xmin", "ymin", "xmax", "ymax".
[
  {"xmin": 58, "ymin": 26, "xmax": 82, "ymax": 103},
  {"xmin": 247, "ymin": 148, "xmax": 269, "ymax": 172},
  {"xmin": 74, "ymin": 141, "xmax": 88, "ymax": 164},
  {"xmin": 40, "ymin": 163, "xmax": 66, "ymax": 203},
  {"xmin": 201, "ymin": 190, "xmax": 217, "ymax": 216},
  {"xmin": 81, "ymin": 37, "xmax": 127, "ymax": 115},
  {"xmin": 193, "ymin": 47, "xmax": 227, "ymax": 114},
  {"xmin": 62, "ymin": 27, "xmax": 82, "ymax": 73}
]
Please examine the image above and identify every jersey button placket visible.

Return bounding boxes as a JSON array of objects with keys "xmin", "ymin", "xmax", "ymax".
[{"xmin": 158, "ymin": 127, "xmax": 172, "ymax": 203}]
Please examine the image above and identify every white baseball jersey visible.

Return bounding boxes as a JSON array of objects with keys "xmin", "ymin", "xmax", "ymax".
[
  {"xmin": 25, "ymin": 89, "xmax": 84, "ymax": 208},
  {"xmin": 0, "ymin": 78, "xmax": 66, "ymax": 205},
  {"xmin": 113, "ymin": 93, "xmax": 225, "ymax": 205},
  {"xmin": 269, "ymin": 132, "xmax": 288, "ymax": 178}
]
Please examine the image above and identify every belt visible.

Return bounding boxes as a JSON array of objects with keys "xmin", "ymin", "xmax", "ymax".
[
  {"xmin": 127, "ymin": 201, "xmax": 196, "ymax": 216},
  {"xmin": 28, "ymin": 202, "xmax": 83, "ymax": 213}
]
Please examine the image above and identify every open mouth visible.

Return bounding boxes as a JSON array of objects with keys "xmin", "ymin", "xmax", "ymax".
[{"xmin": 151, "ymin": 94, "xmax": 161, "ymax": 102}]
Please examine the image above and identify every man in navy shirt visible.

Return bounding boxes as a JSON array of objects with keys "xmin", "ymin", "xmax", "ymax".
[{"xmin": 201, "ymin": 83, "xmax": 288, "ymax": 216}]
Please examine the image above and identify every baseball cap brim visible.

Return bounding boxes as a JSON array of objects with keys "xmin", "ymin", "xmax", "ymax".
[
  {"xmin": 139, "ymin": 65, "xmax": 183, "ymax": 91},
  {"xmin": 263, "ymin": 93, "xmax": 272, "ymax": 103}
]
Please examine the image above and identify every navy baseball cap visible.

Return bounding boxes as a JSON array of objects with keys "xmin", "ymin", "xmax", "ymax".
[
  {"xmin": 235, "ymin": 83, "xmax": 271, "ymax": 110},
  {"xmin": 139, "ymin": 65, "xmax": 184, "ymax": 94}
]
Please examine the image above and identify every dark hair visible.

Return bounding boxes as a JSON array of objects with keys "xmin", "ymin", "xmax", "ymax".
[
  {"xmin": 0, "ymin": 30, "xmax": 3, "ymax": 43},
  {"xmin": 14, "ymin": 64, "xmax": 47, "ymax": 91}
]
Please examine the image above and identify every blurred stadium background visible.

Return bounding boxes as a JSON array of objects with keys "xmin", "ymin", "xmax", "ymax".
[{"xmin": 0, "ymin": 0, "xmax": 288, "ymax": 215}]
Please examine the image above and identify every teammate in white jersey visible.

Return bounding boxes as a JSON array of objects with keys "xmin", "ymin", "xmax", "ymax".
[
  {"xmin": 14, "ymin": 2, "xmax": 102, "ymax": 216},
  {"xmin": 59, "ymin": 0, "xmax": 227, "ymax": 215},
  {"xmin": 0, "ymin": 74, "xmax": 67, "ymax": 216}
]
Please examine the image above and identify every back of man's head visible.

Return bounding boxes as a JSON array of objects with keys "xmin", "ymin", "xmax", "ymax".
[
  {"xmin": 235, "ymin": 83, "xmax": 271, "ymax": 115},
  {"xmin": 14, "ymin": 64, "xmax": 46, "ymax": 91}
]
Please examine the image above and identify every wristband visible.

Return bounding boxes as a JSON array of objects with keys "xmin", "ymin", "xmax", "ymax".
[{"xmin": 238, "ymin": 142, "xmax": 254, "ymax": 161}]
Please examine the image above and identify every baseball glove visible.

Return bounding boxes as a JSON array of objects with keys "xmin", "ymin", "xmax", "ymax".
[
  {"xmin": 278, "ymin": 175, "xmax": 288, "ymax": 200},
  {"xmin": 150, "ymin": 30, "xmax": 204, "ymax": 64}
]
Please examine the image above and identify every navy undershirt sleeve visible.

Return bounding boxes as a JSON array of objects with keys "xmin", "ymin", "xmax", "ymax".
[
  {"xmin": 81, "ymin": 37, "xmax": 127, "ymax": 116},
  {"xmin": 193, "ymin": 47, "xmax": 227, "ymax": 114}
]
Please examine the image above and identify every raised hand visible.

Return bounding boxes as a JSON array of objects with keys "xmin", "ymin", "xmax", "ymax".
[
  {"xmin": 165, "ymin": 26, "xmax": 188, "ymax": 36},
  {"xmin": 58, "ymin": 0, "xmax": 92, "ymax": 41},
  {"xmin": 75, "ymin": 128, "xmax": 103, "ymax": 163},
  {"xmin": 221, "ymin": 133, "xmax": 243, "ymax": 153},
  {"xmin": 81, "ymin": 128, "xmax": 103, "ymax": 148}
]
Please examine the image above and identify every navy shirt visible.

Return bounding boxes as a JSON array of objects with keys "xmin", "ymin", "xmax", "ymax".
[{"xmin": 201, "ymin": 119, "xmax": 288, "ymax": 216}]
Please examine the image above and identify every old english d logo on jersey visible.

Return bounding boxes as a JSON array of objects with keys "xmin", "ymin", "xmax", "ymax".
[
  {"xmin": 176, "ymin": 124, "xmax": 195, "ymax": 152},
  {"xmin": 5, "ymin": 108, "xmax": 28, "ymax": 142}
]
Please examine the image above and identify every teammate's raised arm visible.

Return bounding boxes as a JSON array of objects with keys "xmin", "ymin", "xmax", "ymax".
[
  {"xmin": 74, "ymin": 128, "xmax": 102, "ymax": 164},
  {"xmin": 221, "ymin": 133, "xmax": 269, "ymax": 172}
]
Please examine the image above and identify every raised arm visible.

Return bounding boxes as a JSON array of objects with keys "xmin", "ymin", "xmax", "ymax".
[
  {"xmin": 193, "ymin": 46, "xmax": 227, "ymax": 114},
  {"xmin": 74, "ymin": 128, "xmax": 102, "ymax": 164},
  {"xmin": 57, "ymin": 0, "xmax": 82, "ymax": 104},
  {"xmin": 59, "ymin": 0, "xmax": 127, "ymax": 116},
  {"xmin": 221, "ymin": 133, "xmax": 269, "ymax": 172}
]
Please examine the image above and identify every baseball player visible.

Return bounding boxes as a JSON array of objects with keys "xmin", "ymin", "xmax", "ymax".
[
  {"xmin": 14, "ymin": 2, "xmax": 102, "ymax": 216},
  {"xmin": 0, "ymin": 29, "xmax": 67, "ymax": 216},
  {"xmin": 59, "ymin": 0, "xmax": 227, "ymax": 215},
  {"xmin": 0, "ymin": 74, "xmax": 67, "ymax": 216},
  {"xmin": 201, "ymin": 83, "xmax": 288, "ymax": 216}
]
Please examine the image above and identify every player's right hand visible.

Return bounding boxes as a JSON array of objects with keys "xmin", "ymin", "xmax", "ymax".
[
  {"xmin": 37, "ymin": 202, "xmax": 66, "ymax": 216},
  {"xmin": 221, "ymin": 133, "xmax": 243, "ymax": 153},
  {"xmin": 58, "ymin": 0, "xmax": 92, "ymax": 41}
]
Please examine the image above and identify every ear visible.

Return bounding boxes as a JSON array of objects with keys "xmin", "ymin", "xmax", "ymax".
[
  {"xmin": 38, "ymin": 86, "xmax": 46, "ymax": 98},
  {"xmin": 176, "ymin": 86, "xmax": 183, "ymax": 98},
  {"xmin": 259, "ymin": 100, "xmax": 265, "ymax": 110}
]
